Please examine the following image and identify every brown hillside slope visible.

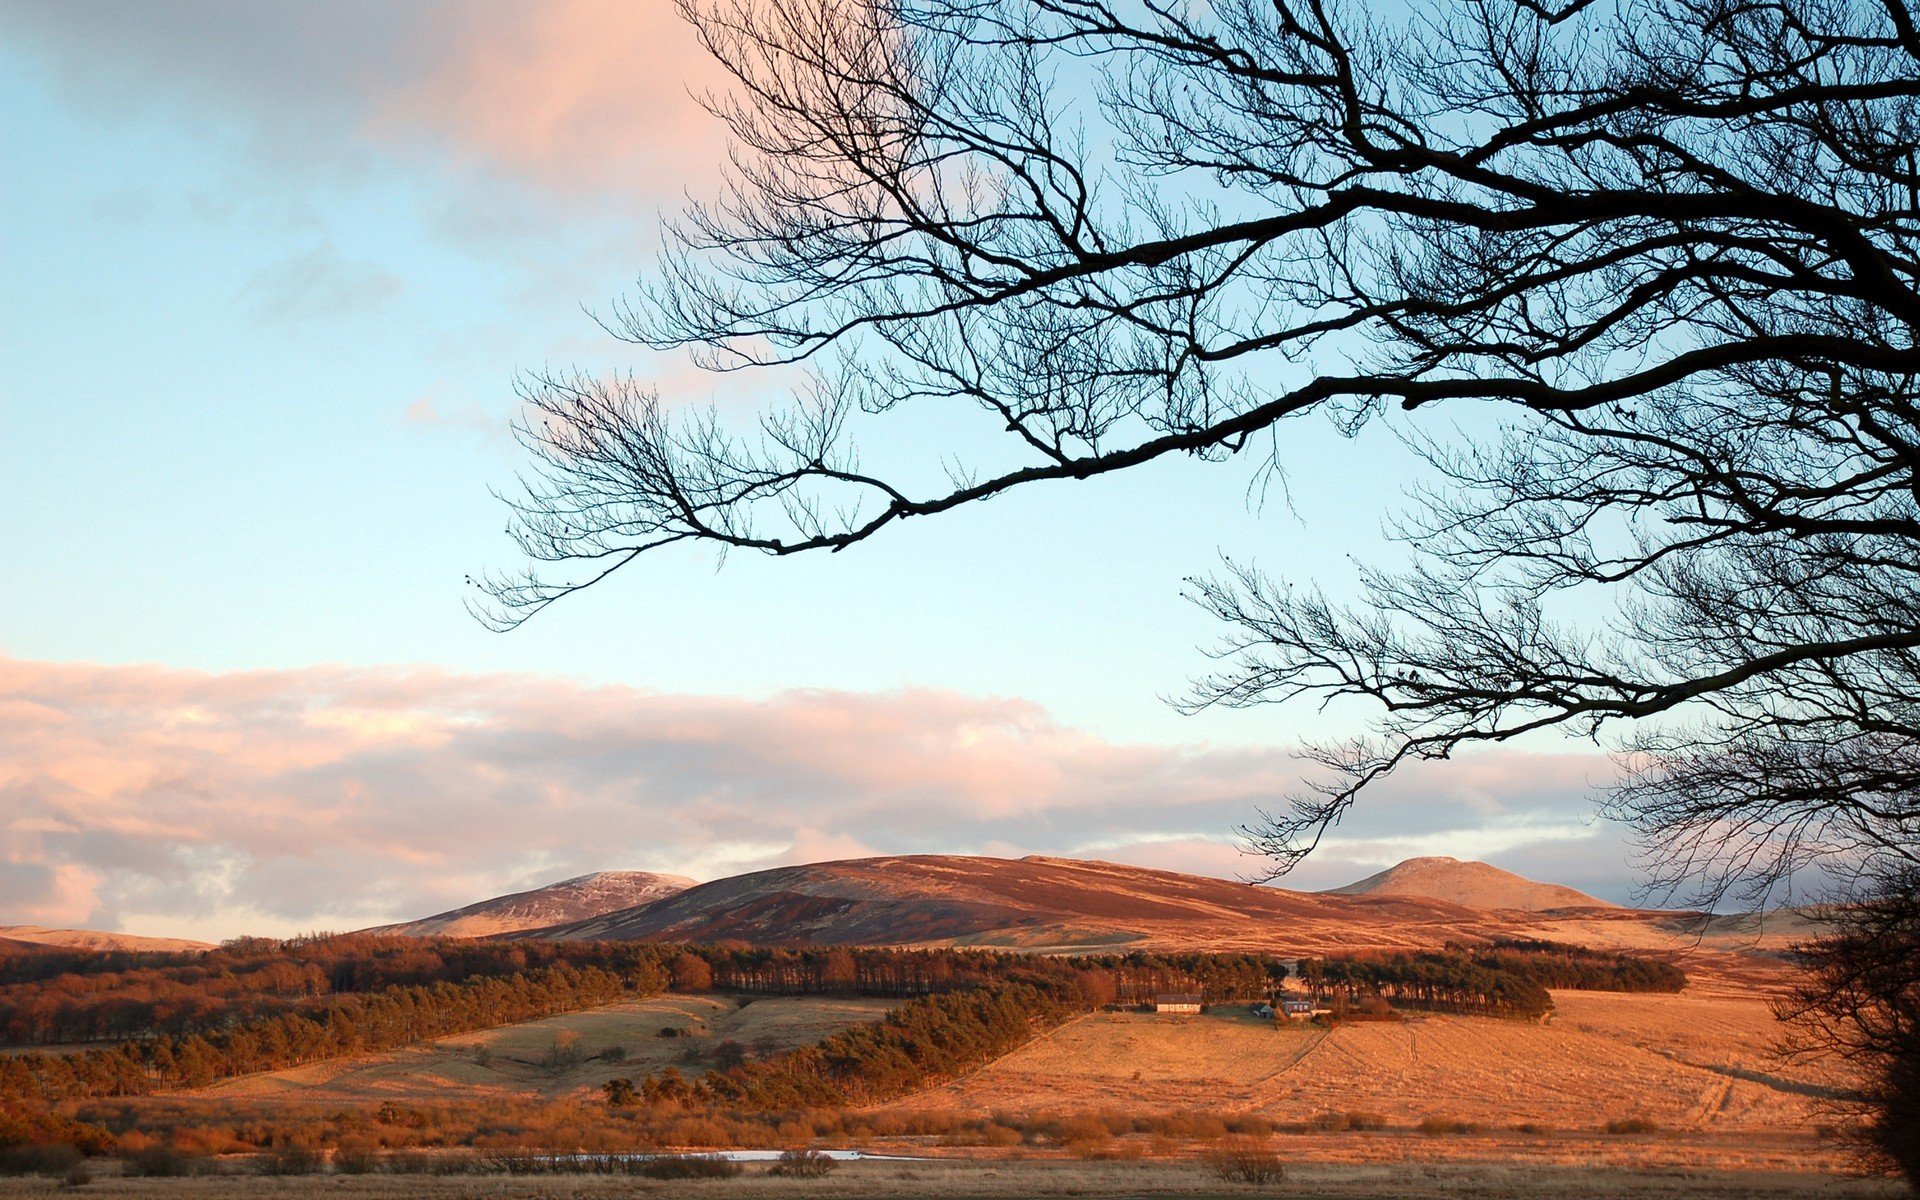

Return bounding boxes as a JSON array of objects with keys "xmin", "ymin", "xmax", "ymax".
[
  {"xmin": 1327, "ymin": 855, "xmax": 1614, "ymax": 911},
  {"xmin": 368, "ymin": 871, "xmax": 696, "ymax": 938},
  {"xmin": 523, "ymin": 854, "xmax": 1762, "ymax": 974},
  {"xmin": 0, "ymin": 926, "xmax": 213, "ymax": 953}
]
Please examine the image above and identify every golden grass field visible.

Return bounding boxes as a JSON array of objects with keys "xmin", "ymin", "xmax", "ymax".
[
  {"xmin": 892, "ymin": 991, "xmax": 1833, "ymax": 1131},
  {"xmin": 0, "ymin": 1158, "xmax": 1900, "ymax": 1200},
  {"xmin": 201, "ymin": 994, "xmax": 898, "ymax": 1102},
  {"xmin": 136, "ymin": 986, "xmax": 1878, "ymax": 1184},
  {"xmin": 876, "ymin": 989, "xmax": 1858, "ymax": 1174}
]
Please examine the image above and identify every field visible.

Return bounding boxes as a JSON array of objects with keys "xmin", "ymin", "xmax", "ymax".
[
  {"xmin": 880, "ymin": 989, "xmax": 1854, "ymax": 1172},
  {"xmin": 200, "ymin": 994, "xmax": 898, "ymax": 1103},
  {"xmin": 0, "ymin": 1157, "xmax": 1900, "ymax": 1199}
]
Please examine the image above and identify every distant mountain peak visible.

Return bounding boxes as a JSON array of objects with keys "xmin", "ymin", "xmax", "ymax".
[
  {"xmin": 369, "ymin": 870, "xmax": 697, "ymax": 938},
  {"xmin": 1325, "ymin": 856, "xmax": 1614, "ymax": 912},
  {"xmin": 0, "ymin": 926, "xmax": 213, "ymax": 954}
]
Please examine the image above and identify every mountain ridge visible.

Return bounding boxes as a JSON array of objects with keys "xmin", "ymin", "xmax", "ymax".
[
  {"xmin": 369, "ymin": 870, "xmax": 696, "ymax": 938},
  {"xmin": 1324, "ymin": 855, "xmax": 1616, "ymax": 912},
  {"xmin": 516, "ymin": 853, "xmax": 1643, "ymax": 956}
]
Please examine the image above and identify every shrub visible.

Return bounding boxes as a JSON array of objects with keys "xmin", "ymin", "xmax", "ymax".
[
  {"xmin": 332, "ymin": 1145, "xmax": 380, "ymax": 1174},
  {"xmin": 638, "ymin": 1154, "xmax": 742, "ymax": 1180},
  {"xmin": 603, "ymin": 1077, "xmax": 639, "ymax": 1107},
  {"xmin": 769, "ymin": 1149, "xmax": 837, "ymax": 1178},
  {"xmin": 256, "ymin": 1143, "xmax": 325, "ymax": 1175},
  {"xmin": 62, "ymin": 1161, "xmax": 91, "ymax": 1188},
  {"xmin": 0, "ymin": 1143, "xmax": 84, "ymax": 1178},
  {"xmin": 1299, "ymin": 1110, "xmax": 1387, "ymax": 1133},
  {"xmin": 1604, "ymin": 1117, "xmax": 1660, "ymax": 1135},
  {"xmin": 122, "ymin": 1145, "xmax": 206, "ymax": 1177},
  {"xmin": 1416, "ymin": 1116, "xmax": 1483, "ymax": 1136},
  {"xmin": 1205, "ymin": 1142, "xmax": 1287, "ymax": 1185}
]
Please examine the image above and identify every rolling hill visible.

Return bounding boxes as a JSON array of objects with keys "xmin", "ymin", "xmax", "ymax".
[
  {"xmin": 370, "ymin": 870, "xmax": 696, "ymax": 938},
  {"xmin": 0, "ymin": 925, "xmax": 213, "ymax": 953},
  {"xmin": 523, "ymin": 853, "xmax": 1656, "ymax": 956},
  {"xmin": 1326, "ymin": 855, "xmax": 1615, "ymax": 911},
  {"xmin": 510, "ymin": 854, "xmax": 1801, "ymax": 986}
]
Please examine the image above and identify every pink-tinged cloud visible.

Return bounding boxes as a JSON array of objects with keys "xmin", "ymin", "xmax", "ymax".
[
  {"xmin": 6, "ymin": 0, "xmax": 731, "ymax": 202},
  {"xmin": 0, "ymin": 656, "xmax": 1631, "ymax": 941},
  {"xmin": 374, "ymin": 0, "xmax": 729, "ymax": 198}
]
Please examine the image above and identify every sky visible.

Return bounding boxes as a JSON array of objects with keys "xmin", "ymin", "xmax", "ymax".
[{"xmin": 0, "ymin": 0, "xmax": 1644, "ymax": 941}]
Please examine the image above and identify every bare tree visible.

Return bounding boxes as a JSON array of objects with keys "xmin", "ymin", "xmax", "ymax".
[
  {"xmin": 481, "ymin": 1, "xmax": 1918, "ymax": 1164},
  {"xmin": 1779, "ymin": 864, "xmax": 1920, "ymax": 1180}
]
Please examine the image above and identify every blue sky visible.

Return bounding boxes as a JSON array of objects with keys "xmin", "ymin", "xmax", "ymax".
[{"xmin": 0, "ymin": 1, "xmax": 1638, "ymax": 939}]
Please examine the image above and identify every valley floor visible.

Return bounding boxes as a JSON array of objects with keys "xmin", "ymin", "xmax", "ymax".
[{"xmin": 886, "ymin": 990, "xmax": 1843, "ymax": 1136}]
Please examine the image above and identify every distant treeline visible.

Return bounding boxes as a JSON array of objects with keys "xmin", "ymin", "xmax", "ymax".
[
  {"xmin": 688, "ymin": 945, "xmax": 1285, "ymax": 1007},
  {"xmin": 0, "ymin": 934, "xmax": 677, "ymax": 1045},
  {"xmin": 0, "ymin": 938, "xmax": 1283, "ymax": 1048},
  {"xmin": 620, "ymin": 976, "xmax": 1088, "ymax": 1112},
  {"xmin": 1471, "ymin": 939, "xmax": 1688, "ymax": 993},
  {"xmin": 1298, "ymin": 941, "xmax": 1687, "ymax": 1019},
  {"xmin": 0, "ymin": 934, "xmax": 1685, "ymax": 1110},
  {"xmin": 0, "ymin": 964, "xmax": 641, "ymax": 1102}
]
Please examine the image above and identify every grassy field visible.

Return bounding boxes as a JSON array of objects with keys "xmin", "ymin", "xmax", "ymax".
[
  {"xmin": 890, "ymin": 991, "xmax": 1836, "ymax": 1132},
  {"xmin": 200, "ymin": 994, "xmax": 898, "ymax": 1102},
  {"xmin": 107, "ymin": 989, "xmax": 1870, "ymax": 1180},
  {"xmin": 872, "ymin": 989, "xmax": 1857, "ymax": 1173},
  {"xmin": 0, "ymin": 1157, "xmax": 1900, "ymax": 1199}
]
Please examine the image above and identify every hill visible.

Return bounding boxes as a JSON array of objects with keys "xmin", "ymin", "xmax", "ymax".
[
  {"xmin": 369, "ymin": 870, "xmax": 696, "ymax": 937},
  {"xmin": 1326, "ymin": 856, "xmax": 1615, "ymax": 911},
  {"xmin": 0, "ymin": 925, "xmax": 213, "ymax": 953},
  {"xmin": 527, "ymin": 854, "xmax": 1567, "ymax": 954},
  {"xmin": 519, "ymin": 855, "xmax": 1798, "ymax": 986}
]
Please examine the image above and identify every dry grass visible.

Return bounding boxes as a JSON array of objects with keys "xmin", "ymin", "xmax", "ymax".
[
  {"xmin": 200, "ymin": 995, "xmax": 897, "ymax": 1103},
  {"xmin": 885, "ymin": 991, "xmax": 1850, "ymax": 1142}
]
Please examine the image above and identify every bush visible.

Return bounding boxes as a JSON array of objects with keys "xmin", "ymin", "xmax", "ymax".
[
  {"xmin": 256, "ymin": 1143, "xmax": 325, "ymax": 1175},
  {"xmin": 1205, "ymin": 1142, "xmax": 1287, "ymax": 1184},
  {"xmin": 768, "ymin": 1149, "xmax": 837, "ymax": 1178},
  {"xmin": 122, "ymin": 1145, "xmax": 207, "ymax": 1177},
  {"xmin": 1416, "ymin": 1116, "xmax": 1483, "ymax": 1136},
  {"xmin": 638, "ymin": 1154, "xmax": 742, "ymax": 1180},
  {"xmin": 0, "ymin": 1143, "xmax": 83, "ymax": 1178},
  {"xmin": 1298, "ymin": 1110, "xmax": 1386, "ymax": 1133},
  {"xmin": 379, "ymin": 1150, "xmax": 478, "ymax": 1175},
  {"xmin": 1603, "ymin": 1117, "xmax": 1660, "ymax": 1135}
]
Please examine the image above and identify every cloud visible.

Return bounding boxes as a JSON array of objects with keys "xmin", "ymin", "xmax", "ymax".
[
  {"xmin": 0, "ymin": 656, "xmax": 1635, "ymax": 940},
  {"xmin": 5, "ymin": 0, "xmax": 731, "ymax": 203},
  {"xmin": 241, "ymin": 241, "xmax": 402, "ymax": 321},
  {"xmin": 402, "ymin": 390, "xmax": 511, "ymax": 439}
]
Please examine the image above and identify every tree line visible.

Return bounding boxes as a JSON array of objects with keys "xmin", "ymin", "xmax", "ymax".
[
  {"xmin": 1299, "ymin": 944, "xmax": 1687, "ymax": 1019},
  {"xmin": 0, "ymin": 963, "xmax": 646, "ymax": 1102},
  {"xmin": 0, "ymin": 940, "xmax": 1289, "ymax": 1047},
  {"xmin": 613, "ymin": 976, "xmax": 1088, "ymax": 1112},
  {"xmin": 682, "ymin": 945, "xmax": 1287, "ymax": 1008},
  {"xmin": 1470, "ymin": 941, "xmax": 1687, "ymax": 994},
  {"xmin": 0, "ymin": 935, "xmax": 681, "ymax": 1046}
]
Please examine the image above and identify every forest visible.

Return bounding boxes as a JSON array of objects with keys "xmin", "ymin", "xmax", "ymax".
[{"xmin": 1298, "ymin": 943, "xmax": 1688, "ymax": 1019}]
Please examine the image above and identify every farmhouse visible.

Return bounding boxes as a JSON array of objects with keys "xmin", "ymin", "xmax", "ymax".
[
  {"xmin": 1280, "ymin": 998, "xmax": 1316, "ymax": 1019},
  {"xmin": 1154, "ymin": 993, "xmax": 1203, "ymax": 1015}
]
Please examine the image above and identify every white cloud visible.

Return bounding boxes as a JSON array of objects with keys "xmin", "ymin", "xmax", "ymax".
[{"xmin": 0, "ymin": 656, "xmax": 1638, "ymax": 940}]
